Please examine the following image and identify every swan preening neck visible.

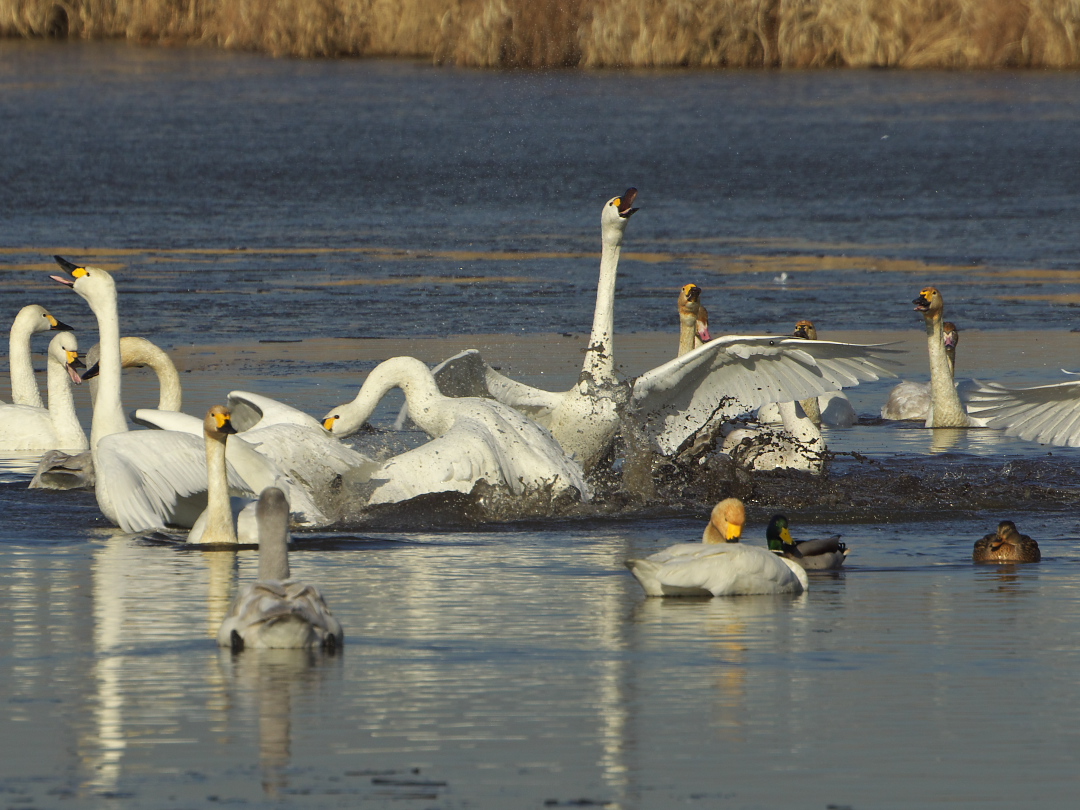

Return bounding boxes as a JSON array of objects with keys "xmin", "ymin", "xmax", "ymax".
[
  {"xmin": 8, "ymin": 304, "xmax": 72, "ymax": 408},
  {"xmin": 702, "ymin": 498, "xmax": 746, "ymax": 544},
  {"xmin": 323, "ymin": 356, "xmax": 450, "ymax": 438},
  {"xmin": 677, "ymin": 283, "xmax": 711, "ymax": 357},
  {"xmin": 256, "ymin": 487, "xmax": 291, "ymax": 581},
  {"xmin": 582, "ymin": 188, "xmax": 637, "ymax": 387},
  {"xmin": 914, "ymin": 287, "xmax": 970, "ymax": 427},
  {"xmin": 200, "ymin": 405, "xmax": 240, "ymax": 545}
]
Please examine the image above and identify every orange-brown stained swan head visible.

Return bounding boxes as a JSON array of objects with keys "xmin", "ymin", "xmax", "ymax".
[
  {"xmin": 203, "ymin": 405, "xmax": 238, "ymax": 442},
  {"xmin": 677, "ymin": 283, "xmax": 711, "ymax": 347},
  {"xmin": 702, "ymin": 498, "xmax": 746, "ymax": 544},
  {"xmin": 793, "ymin": 319, "xmax": 817, "ymax": 340},
  {"xmin": 913, "ymin": 287, "xmax": 944, "ymax": 315}
]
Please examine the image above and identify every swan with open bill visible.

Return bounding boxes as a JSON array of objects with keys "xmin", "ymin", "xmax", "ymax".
[
  {"xmin": 5, "ymin": 304, "xmax": 73, "ymax": 408},
  {"xmin": 625, "ymin": 498, "xmax": 808, "ymax": 596},
  {"xmin": 0, "ymin": 331, "xmax": 86, "ymax": 452},
  {"xmin": 972, "ymin": 520, "xmax": 1041, "ymax": 563},
  {"xmin": 218, "ymin": 487, "xmax": 344, "ymax": 651},
  {"xmin": 51, "ymin": 256, "xmax": 254, "ymax": 533},
  {"xmin": 323, "ymin": 355, "xmax": 589, "ymax": 506},
  {"xmin": 765, "ymin": 514, "xmax": 848, "ymax": 570},
  {"xmin": 407, "ymin": 189, "xmax": 899, "ymax": 471}
]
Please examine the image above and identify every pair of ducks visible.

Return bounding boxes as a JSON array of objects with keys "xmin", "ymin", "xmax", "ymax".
[{"xmin": 625, "ymin": 498, "xmax": 848, "ymax": 598}]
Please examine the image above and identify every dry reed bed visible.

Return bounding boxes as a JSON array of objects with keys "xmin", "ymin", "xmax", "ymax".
[{"xmin": 3, "ymin": 0, "xmax": 1080, "ymax": 67}]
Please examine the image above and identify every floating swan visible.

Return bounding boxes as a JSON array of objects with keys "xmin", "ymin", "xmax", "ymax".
[
  {"xmin": 881, "ymin": 321, "xmax": 959, "ymax": 421},
  {"xmin": 323, "ymin": 355, "xmax": 589, "ymax": 506},
  {"xmin": 972, "ymin": 520, "xmax": 1040, "ymax": 563},
  {"xmin": 413, "ymin": 190, "xmax": 897, "ymax": 470},
  {"xmin": 5, "ymin": 304, "xmax": 73, "ymax": 408},
  {"xmin": 51, "ymin": 256, "xmax": 251, "ymax": 532},
  {"xmin": 0, "ymin": 331, "xmax": 87, "ymax": 452},
  {"xmin": 758, "ymin": 320, "xmax": 857, "ymax": 428},
  {"xmin": 677, "ymin": 283, "xmax": 711, "ymax": 356},
  {"xmin": 186, "ymin": 406, "xmax": 257, "ymax": 545},
  {"xmin": 625, "ymin": 498, "xmax": 808, "ymax": 596},
  {"xmin": 217, "ymin": 487, "xmax": 344, "ymax": 651},
  {"xmin": 30, "ymin": 336, "xmax": 184, "ymax": 491},
  {"xmin": 765, "ymin": 514, "xmax": 848, "ymax": 570}
]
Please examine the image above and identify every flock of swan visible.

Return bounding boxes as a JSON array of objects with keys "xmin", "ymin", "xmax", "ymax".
[{"xmin": 2, "ymin": 188, "xmax": 1069, "ymax": 634}]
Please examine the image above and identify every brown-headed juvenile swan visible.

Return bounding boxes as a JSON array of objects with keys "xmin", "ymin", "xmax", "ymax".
[
  {"xmin": 625, "ymin": 498, "xmax": 808, "ymax": 596},
  {"xmin": 323, "ymin": 356, "xmax": 589, "ymax": 506},
  {"xmin": 217, "ymin": 487, "xmax": 343, "ymax": 651},
  {"xmin": 5, "ymin": 304, "xmax": 73, "ymax": 408},
  {"xmin": 0, "ymin": 331, "xmax": 86, "ymax": 452}
]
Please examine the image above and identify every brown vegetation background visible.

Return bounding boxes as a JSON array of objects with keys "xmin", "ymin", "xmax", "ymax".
[{"xmin": 3, "ymin": 0, "xmax": 1080, "ymax": 68}]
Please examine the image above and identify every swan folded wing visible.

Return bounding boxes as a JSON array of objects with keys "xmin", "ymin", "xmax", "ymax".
[
  {"xmin": 631, "ymin": 336, "xmax": 899, "ymax": 455},
  {"xmin": 0, "ymin": 405, "xmax": 59, "ymax": 452},
  {"xmin": 217, "ymin": 581, "xmax": 342, "ymax": 649},
  {"xmin": 966, "ymin": 379, "xmax": 1080, "ymax": 446},
  {"xmin": 132, "ymin": 408, "xmax": 204, "ymax": 432},
  {"xmin": 96, "ymin": 431, "xmax": 252, "ymax": 533},
  {"xmin": 638, "ymin": 543, "xmax": 807, "ymax": 595},
  {"xmin": 227, "ymin": 391, "xmax": 325, "ymax": 432}
]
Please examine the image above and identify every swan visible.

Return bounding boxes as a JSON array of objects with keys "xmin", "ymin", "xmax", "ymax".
[
  {"xmin": 962, "ymin": 369, "xmax": 1080, "ymax": 448},
  {"xmin": 186, "ymin": 406, "xmax": 256, "ymax": 545},
  {"xmin": 973, "ymin": 520, "xmax": 1040, "ymax": 563},
  {"xmin": 881, "ymin": 321, "xmax": 959, "ymax": 421},
  {"xmin": 677, "ymin": 283, "xmax": 711, "ymax": 356},
  {"xmin": 721, "ymin": 399, "xmax": 827, "ymax": 473},
  {"xmin": 625, "ymin": 498, "xmax": 808, "ymax": 596},
  {"xmin": 217, "ymin": 487, "xmax": 344, "ymax": 651},
  {"xmin": 30, "ymin": 336, "xmax": 184, "ymax": 491},
  {"xmin": 5, "ymin": 304, "xmax": 73, "ymax": 408},
  {"xmin": 411, "ymin": 189, "xmax": 898, "ymax": 470},
  {"xmin": 322, "ymin": 356, "xmax": 590, "ymax": 506},
  {"xmin": 0, "ymin": 331, "xmax": 87, "ymax": 452},
  {"xmin": 758, "ymin": 320, "xmax": 857, "ymax": 428},
  {"xmin": 765, "ymin": 514, "xmax": 848, "ymax": 570},
  {"xmin": 51, "ymin": 256, "xmax": 252, "ymax": 532}
]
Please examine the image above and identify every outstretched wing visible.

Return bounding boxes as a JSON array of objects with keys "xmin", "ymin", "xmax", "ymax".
[
  {"xmin": 631, "ymin": 336, "xmax": 899, "ymax": 455},
  {"xmin": 966, "ymin": 377, "xmax": 1080, "ymax": 447}
]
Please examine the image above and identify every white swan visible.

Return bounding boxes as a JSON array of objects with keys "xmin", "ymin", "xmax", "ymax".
[
  {"xmin": 217, "ymin": 487, "xmax": 343, "ymax": 651},
  {"xmin": 758, "ymin": 320, "xmax": 857, "ymax": 428},
  {"xmin": 722, "ymin": 399, "xmax": 827, "ymax": 473},
  {"xmin": 415, "ymin": 189, "xmax": 897, "ymax": 470},
  {"xmin": 322, "ymin": 355, "xmax": 590, "ymax": 506},
  {"xmin": 0, "ymin": 331, "xmax": 87, "ymax": 452},
  {"xmin": 186, "ymin": 406, "xmax": 257, "ymax": 545},
  {"xmin": 5, "ymin": 304, "xmax": 73, "ymax": 408},
  {"xmin": 625, "ymin": 498, "xmax": 808, "ymax": 596},
  {"xmin": 881, "ymin": 320, "xmax": 959, "ymax": 421},
  {"xmin": 965, "ymin": 368, "xmax": 1080, "ymax": 447},
  {"xmin": 677, "ymin": 283, "xmax": 711, "ymax": 356},
  {"xmin": 51, "ymin": 256, "xmax": 251, "ymax": 533},
  {"xmin": 30, "ymin": 336, "xmax": 184, "ymax": 491}
]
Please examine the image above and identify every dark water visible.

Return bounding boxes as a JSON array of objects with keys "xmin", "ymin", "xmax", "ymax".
[{"xmin": 4, "ymin": 41, "xmax": 1080, "ymax": 808}]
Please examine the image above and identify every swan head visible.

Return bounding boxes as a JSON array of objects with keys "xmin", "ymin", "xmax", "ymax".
[
  {"xmin": 913, "ymin": 287, "xmax": 944, "ymax": 317},
  {"xmin": 704, "ymin": 497, "xmax": 746, "ymax": 544},
  {"xmin": 600, "ymin": 188, "xmax": 638, "ymax": 246},
  {"xmin": 19, "ymin": 304, "xmax": 73, "ymax": 334},
  {"xmin": 793, "ymin": 320, "xmax": 817, "ymax": 340},
  {"xmin": 203, "ymin": 405, "xmax": 239, "ymax": 441},
  {"xmin": 943, "ymin": 321, "xmax": 959, "ymax": 350},
  {"xmin": 51, "ymin": 256, "xmax": 118, "ymax": 314},
  {"xmin": 50, "ymin": 331, "xmax": 85, "ymax": 385},
  {"xmin": 678, "ymin": 284, "xmax": 711, "ymax": 343},
  {"xmin": 765, "ymin": 514, "xmax": 795, "ymax": 551}
]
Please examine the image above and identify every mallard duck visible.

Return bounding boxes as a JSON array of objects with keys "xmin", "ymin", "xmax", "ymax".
[
  {"xmin": 625, "ymin": 498, "xmax": 808, "ymax": 596},
  {"xmin": 765, "ymin": 514, "xmax": 848, "ymax": 570},
  {"xmin": 972, "ymin": 521, "xmax": 1041, "ymax": 563}
]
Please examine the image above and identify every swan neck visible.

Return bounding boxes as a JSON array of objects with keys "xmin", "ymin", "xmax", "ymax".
[
  {"xmin": 925, "ymin": 311, "xmax": 969, "ymax": 427},
  {"xmin": 777, "ymin": 400, "xmax": 822, "ymax": 442},
  {"xmin": 582, "ymin": 241, "xmax": 620, "ymax": 385},
  {"xmin": 9, "ymin": 318, "xmax": 43, "ymax": 408},
  {"xmin": 46, "ymin": 353, "xmax": 86, "ymax": 449},
  {"xmin": 257, "ymin": 520, "xmax": 290, "ymax": 581},
  {"xmin": 203, "ymin": 434, "xmax": 237, "ymax": 544},
  {"xmin": 343, "ymin": 358, "xmax": 447, "ymax": 436},
  {"xmin": 677, "ymin": 311, "xmax": 697, "ymax": 357},
  {"xmin": 88, "ymin": 290, "xmax": 128, "ymax": 448}
]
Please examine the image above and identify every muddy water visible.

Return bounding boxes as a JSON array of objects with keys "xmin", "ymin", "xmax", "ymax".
[{"xmin": 3, "ymin": 41, "xmax": 1080, "ymax": 808}]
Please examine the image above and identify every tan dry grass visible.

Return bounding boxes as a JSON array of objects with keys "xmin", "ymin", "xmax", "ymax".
[{"xmin": 4, "ymin": 0, "xmax": 1080, "ymax": 68}]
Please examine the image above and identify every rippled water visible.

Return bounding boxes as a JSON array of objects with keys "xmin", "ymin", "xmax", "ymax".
[{"xmin": 4, "ymin": 41, "xmax": 1080, "ymax": 808}]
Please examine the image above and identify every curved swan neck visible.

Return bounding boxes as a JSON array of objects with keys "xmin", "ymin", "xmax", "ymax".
[
  {"xmin": 256, "ymin": 489, "xmax": 291, "ymax": 581},
  {"xmin": 777, "ymin": 400, "xmax": 822, "ymax": 443},
  {"xmin": 45, "ymin": 343, "xmax": 85, "ymax": 449},
  {"xmin": 9, "ymin": 307, "xmax": 44, "ymax": 409},
  {"xmin": 339, "ymin": 357, "xmax": 448, "ymax": 437},
  {"xmin": 924, "ymin": 309, "xmax": 969, "ymax": 427},
  {"xmin": 203, "ymin": 433, "xmax": 237, "ymax": 545}
]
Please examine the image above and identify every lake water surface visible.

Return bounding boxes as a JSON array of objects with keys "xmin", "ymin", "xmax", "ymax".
[{"xmin": 3, "ymin": 41, "xmax": 1080, "ymax": 809}]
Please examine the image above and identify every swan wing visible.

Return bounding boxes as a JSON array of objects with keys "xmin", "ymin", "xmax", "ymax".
[
  {"xmin": 217, "ymin": 580, "xmax": 343, "ymax": 649},
  {"xmin": 95, "ymin": 431, "xmax": 252, "ymax": 533},
  {"xmin": 631, "ymin": 336, "xmax": 899, "ymax": 455},
  {"xmin": 131, "ymin": 408, "xmax": 204, "ymax": 433},
  {"xmin": 966, "ymin": 379, "xmax": 1080, "ymax": 446},
  {"xmin": 227, "ymin": 391, "xmax": 324, "ymax": 432}
]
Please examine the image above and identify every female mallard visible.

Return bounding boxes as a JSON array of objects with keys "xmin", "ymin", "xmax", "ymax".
[
  {"xmin": 766, "ymin": 514, "xmax": 848, "ymax": 570},
  {"xmin": 625, "ymin": 498, "xmax": 808, "ymax": 596},
  {"xmin": 973, "ymin": 521, "xmax": 1041, "ymax": 563}
]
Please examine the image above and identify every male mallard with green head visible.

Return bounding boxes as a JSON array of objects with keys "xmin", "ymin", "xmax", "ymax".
[{"xmin": 766, "ymin": 514, "xmax": 848, "ymax": 570}]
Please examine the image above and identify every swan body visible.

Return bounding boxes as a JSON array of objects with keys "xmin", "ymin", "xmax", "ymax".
[
  {"xmin": 323, "ymin": 356, "xmax": 589, "ymax": 506},
  {"xmin": 765, "ymin": 514, "xmax": 848, "ymax": 570},
  {"xmin": 722, "ymin": 400, "xmax": 826, "ymax": 474},
  {"xmin": 0, "ymin": 331, "xmax": 87, "ymax": 452},
  {"xmin": 6, "ymin": 304, "xmax": 73, "ymax": 408},
  {"xmin": 218, "ymin": 487, "xmax": 343, "ymax": 650},
  {"xmin": 412, "ymin": 190, "xmax": 897, "ymax": 470},
  {"xmin": 973, "ymin": 520, "xmax": 1040, "ymax": 563},
  {"xmin": 881, "ymin": 321, "xmax": 958, "ymax": 421},
  {"xmin": 626, "ymin": 498, "xmax": 808, "ymax": 596}
]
